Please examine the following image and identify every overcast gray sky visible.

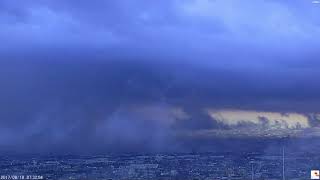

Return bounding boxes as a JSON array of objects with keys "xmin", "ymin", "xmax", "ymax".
[{"xmin": 1, "ymin": 0, "xmax": 320, "ymax": 154}]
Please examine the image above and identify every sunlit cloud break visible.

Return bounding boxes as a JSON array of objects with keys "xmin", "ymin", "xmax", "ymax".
[{"xmin": 207, "ymin": 110, "xmax": 310, "ymax": 129}]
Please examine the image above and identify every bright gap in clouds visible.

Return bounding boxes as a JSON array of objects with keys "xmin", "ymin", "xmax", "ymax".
[{"xmin": 207, "ymin": 110, "xmax": 310, "ymax": 129}]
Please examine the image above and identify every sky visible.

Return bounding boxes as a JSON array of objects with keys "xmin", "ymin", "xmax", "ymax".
[{"xmin": 1, "ymin": 0, "xmax": 320, "ymax": 154}]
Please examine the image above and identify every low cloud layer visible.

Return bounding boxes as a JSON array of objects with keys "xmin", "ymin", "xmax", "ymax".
[{"xmin": 208, "ymin": 110, "xmax": 310, "ymax": 129}]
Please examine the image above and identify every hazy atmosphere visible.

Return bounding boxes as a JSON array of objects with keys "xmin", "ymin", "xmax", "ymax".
[{"xmin": 1, "ymin": 0, "xmax": 320, "ymax": 154}]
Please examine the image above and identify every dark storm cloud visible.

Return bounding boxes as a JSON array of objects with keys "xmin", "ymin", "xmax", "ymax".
[
  {"xmin": 1, "ymin": 0, "xmax": 320, "ymax": 153},
  {"xmin": 2, "ymin": 0, "xmax": 318, "ymax": 52},
  {"xmin": 1, "ymin": 59, "xmax": 320, "ymax": 153}
]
